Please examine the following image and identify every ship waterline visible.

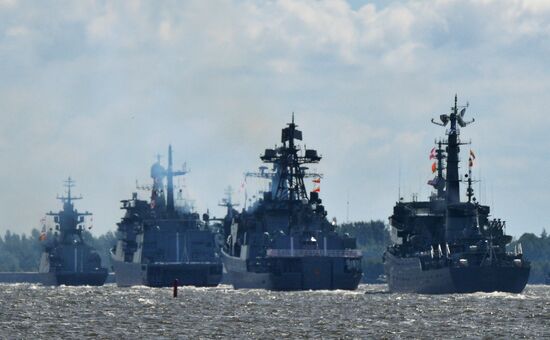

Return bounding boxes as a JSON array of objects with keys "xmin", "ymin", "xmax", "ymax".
[{"xmin": 221, "ymin": 248, "xmax": 362, "ymax": 290}]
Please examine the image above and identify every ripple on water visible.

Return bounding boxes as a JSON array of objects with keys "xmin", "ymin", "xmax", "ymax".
[{"xmin": 0, "ymin": 284, "xmax": 548, "ymax": 338}]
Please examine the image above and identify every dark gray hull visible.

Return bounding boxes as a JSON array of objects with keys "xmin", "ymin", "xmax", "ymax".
[
  {"xmin": 0, "ymin": 272, "xmax": 48, "ymax": 284},
  {"xmin": 384, "ymin": 252, "xmax": 530, "ymax": 294},
  {"xmin": 0, "ymin": 272, "xmax": 110, "ymax": 285},
  {"xmin": 222, "ymin": 250, "xmax": 361, "ymax": 290},
  {"xmin": 43, "ymin": 271, "xmax": 108, "ymax": 286},
  {"xmin": 111, "ymin": 255, "xmax": 222, "ymax": 288}
]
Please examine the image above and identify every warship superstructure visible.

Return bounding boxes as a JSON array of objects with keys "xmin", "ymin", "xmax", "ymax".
[
  {"xmin": 39, "ymin": 178, "xmax": 108, "ymax": 286},
  {"xmin": 221, "ymin": 117, "xmax": 363, "ymax": 290},
  {"xmin": 383, "ymin": 96, "xmax": 530, "ymax": 294},
  {"xmin": 111, "ymin": 146, "xmax": 222, "ymax": 287}
]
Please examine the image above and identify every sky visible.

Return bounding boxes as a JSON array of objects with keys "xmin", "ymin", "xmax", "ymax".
[{"xmin": 0, "ymin": 0, "xmax": 549, "ymax": 238}]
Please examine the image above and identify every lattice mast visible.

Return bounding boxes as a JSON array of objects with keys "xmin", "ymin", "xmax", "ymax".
[{"xmin": 260, "ymin": 115, "xmax": 321, "ymax": 201}]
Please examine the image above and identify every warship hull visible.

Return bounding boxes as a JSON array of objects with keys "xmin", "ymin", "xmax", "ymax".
[
  {"xmin": 0, "ymin": 272, "xmax": 108, "ymax": 285},
  {"xmin": 221, "ymin": 250, "xmax": 362, "ymax": 290},
  {"xmin": 384, "ymin": 252, "xmax": 530, "ymax": 294},
  {"xmin": 111, "ymin": 255, "xmax": 222, "ymax": 288},
  {"xmin": 40, "ymin": 271, "xmax": 108, "ymax": 286}
]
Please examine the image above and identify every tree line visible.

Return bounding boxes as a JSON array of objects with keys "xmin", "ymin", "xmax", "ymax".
[
  {"xmin": 509, "ymin": 229, "xmax": 550, "ymax": 283},
  {"xmin": 336, "ymin": 220, "xmax": 391, "ymax": 282}
]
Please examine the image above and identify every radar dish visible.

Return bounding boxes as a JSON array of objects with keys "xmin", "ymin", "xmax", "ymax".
[
  {"xmin": 439, "ymin": 114, "xmax": 449, "ymax": 126},
  {"xmin": 457, "ymin": 115, "xmax": 466, "ymax": 127}
]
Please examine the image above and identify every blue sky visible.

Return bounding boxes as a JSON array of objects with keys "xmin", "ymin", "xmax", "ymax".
[{"xmin": 0, "ymin": 0, "xmax": 549, "ymax": 237}]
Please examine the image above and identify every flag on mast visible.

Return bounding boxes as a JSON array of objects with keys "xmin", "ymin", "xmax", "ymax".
[
  {"xmin": 470, "ymin": 149, "xmax": 476, "ymax": 160},
  {"xmin": 312, "ymin": 178, "xmax": 321, "ymax": 184},
  {"xmin": 429, "ymin": 147, "xmax": 436, "ymax": 160},
  {"xmin": 431, "ymin": 162, "xmax": 437, "ymax": 173}
]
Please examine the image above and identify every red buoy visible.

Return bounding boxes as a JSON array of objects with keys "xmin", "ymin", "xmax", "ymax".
[{"xmin": 173, "ymin": 279, "xmax": 178, "ymax": 298}]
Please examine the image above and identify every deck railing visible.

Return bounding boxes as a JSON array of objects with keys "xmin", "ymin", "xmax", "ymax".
[{"xmin": 266, "ymin": 249, "xmax": 362, "ymax": 258}]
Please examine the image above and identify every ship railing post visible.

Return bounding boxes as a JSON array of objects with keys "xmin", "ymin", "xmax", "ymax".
[{"xmin": 290, "ymin": 237, "xmax": 294, "ymax": 257}]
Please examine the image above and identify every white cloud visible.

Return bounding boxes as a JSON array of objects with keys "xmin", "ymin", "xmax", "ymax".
[
  {"xmin": 0, "ymin": 0, "xmax": 17, "ymax": 8},
  {"xmin": 0, "ymin": 0, "xmax": 549, "ymax": 237}
]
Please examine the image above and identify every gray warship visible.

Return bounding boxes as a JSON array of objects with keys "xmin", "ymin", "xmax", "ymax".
[
  {"xmin": 39, "ymin": 178, "xmax": 108, "ymax": 286},
  {"xmin": 221, "ymin": 117, "xmax": 363, "ymax": 290},
  {"xmin": 110, "ymin": 146, "xmax": 222, "ymax": 287},
  {"xmin": 383, "ymin": 96, "xmax": 530, "ymax": 294}
]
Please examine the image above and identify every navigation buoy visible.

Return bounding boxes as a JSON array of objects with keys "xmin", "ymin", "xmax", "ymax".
[{"xmin": 173, "ymin": 279, "xmax": 178, "ymax": 298}]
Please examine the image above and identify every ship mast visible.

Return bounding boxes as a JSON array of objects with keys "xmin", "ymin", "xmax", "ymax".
[
  {"xmin": 219, "ymin": 186, "xmax": 239, "ymax": 218},
  {"xmin": 444, "ymin": 96, "xmax": 460, "ymax": 204},
  {"xmin": 436, "ymin": 141, "xmax": 446, "ymax": 198},
  {"xmin": 430, "ymin": 140, "xmax": 447, "ymax": 199},
  {"xmin": 431, "ymin": 95, "xmax": 474, "ymax": 204},
  {"xmin": 431, "ymin": 95, "xmax": 476, "ymax": 242},
  {"xmin": 58, "ymin": 177, "xmax": 82, "ymax": 208},
  {"xmin": 166, "ymin": 145, "xmax": 187, "ymax": 212},
  {"xmin": 260, "ymin": 115, "xmax": 321, "ymax": 201},
  {"xmin": 149, "ymin": 146, "xmax": 188, "ymax": 213}
]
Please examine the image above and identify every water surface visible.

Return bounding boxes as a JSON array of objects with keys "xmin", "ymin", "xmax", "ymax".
[{"xmin": 0, "ymin": 284, "xmax": 548, "ymax": 338}]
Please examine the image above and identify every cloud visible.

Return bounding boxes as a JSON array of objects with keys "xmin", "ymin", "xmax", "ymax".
[{"xmin": 0, "ymin": 0, "xmax": 549, "ymax": 237}]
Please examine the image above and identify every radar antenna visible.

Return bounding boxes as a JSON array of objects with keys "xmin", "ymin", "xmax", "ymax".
[{"xmin": 56, "ymin": 176, "xmax": 82, "ymax": 205}]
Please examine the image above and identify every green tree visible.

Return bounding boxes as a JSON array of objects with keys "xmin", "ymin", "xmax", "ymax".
[
  {"xmin": 510, "ymin": 229, "xmax": 550, "ymax": 283},
  {"xmin": 337, "ymin": 220, "xmax": 390, "ymax": 282}
]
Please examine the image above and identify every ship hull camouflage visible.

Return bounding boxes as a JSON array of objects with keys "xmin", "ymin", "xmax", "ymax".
[
  {"xmin": 111, "ymin": 254, "xmax": 222, "ymax": 288},
  {"xmin": 221, "ymin": 249, "xmax": 362, "ymax": 290},
  {"xmin": 384, "ymin": 252, "xmax": 530, "ymax": 294}
]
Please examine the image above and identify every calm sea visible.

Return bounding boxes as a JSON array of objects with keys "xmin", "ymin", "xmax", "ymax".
[{"xmin": 0, "ymin": 284, "xmax": 548, "ymax": 339}]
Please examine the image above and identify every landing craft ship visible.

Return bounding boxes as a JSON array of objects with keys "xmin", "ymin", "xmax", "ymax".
[
  {"xmin": 221, "ymin": 117, "xmax": 363, "ymax": 290},
  {"xmin": 383, "ymin": 96, "xmax": 530, "ymax": 294},
  {"xmin": 111, "ymin": 146, "xmax": 222, "ymax": 287},
  {"xmin": 39, "ymin": 178, "xmax": 108, "ymax": 286}
]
